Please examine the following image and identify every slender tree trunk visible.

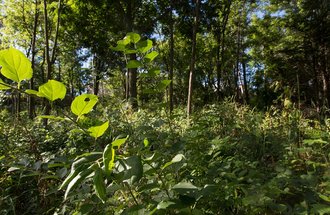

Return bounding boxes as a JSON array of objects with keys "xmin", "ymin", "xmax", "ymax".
[
  {"xmin": 242, "ymin": 60, "xmax": 249, "ymax": 103},
  {"xmin": 187, "ymin": 0, "xmax": 201, "ymax": 117},
  {"xmin": 216, "ymin": 0, "xmax": 232, "ymax": 100},
  {"xmin": 51, "ymin": 0, "xmax": 61, "ymax": 65},
  {"xmin": 43, "ymin": 0, "xmax": 51, "ymax": 81},
  {"xmin": 29, "ymin": 0, "xmax": 39, "ymax": 119},
  {"xmin": 216, "ymin": 32, "xmax": 221, "ymax": 100},
  {"xmin": 43, "ymin": 0, "xmax": 61, "ymax": 126},
  {"xmin": 169, "ymin": 0, "xmax": 174, "ymax": 113},
  {"xmin": 128, "ymin": 53, "xmax": 138, "ymax": 109},
  {"xmin": 235, "ymin": 7, "xmax": 242, "ymax": 101},
  {"xmin": 43, "ymin": 0, "xmax": 51, "ymax": 127},
  {"xmin": 93, "ymin": 56, "xmax": 100, "ymax": 95},
  {"xmin": 126, "ymin": 1, "xmax": 138, "ymax": 109}
]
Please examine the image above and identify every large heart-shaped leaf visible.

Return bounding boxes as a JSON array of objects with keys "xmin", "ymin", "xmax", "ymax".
[
  {"xmin": 71, "ymin": 94, "xmax": 98, "ymax": 119},
  {"xmin": 137, "ymin": 40, "xmax": 153, "ymax": 53},
  {"xmin": 126, "ymin": 32, "xmax": 141, "ymax": 44},
  {"xmin": 37, "ymin": 79, "xmax": 66, "ymax": 101},
  {"xmin": 0, "ymin": 48, "xmax": 32, "ymax": 88},
  {"xmin": 88, "ymin": 121, "xmax": 109, "ymax": 139}
]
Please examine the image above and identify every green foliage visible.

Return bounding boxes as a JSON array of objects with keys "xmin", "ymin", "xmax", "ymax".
[
  {"xmin": 71, "ymin": 94, "xmax": 98, "ymax": 120},
  {"xmin": 0, "ymin": 47, "xmax": 32, "ymax": 89},
  {"xmin": 0, "ymin": 28, "xmax": 329, "ymax": 215},
  {"xmin": 37, "ymin": 80, "xmax": 67, "ymax": 102},
  {"xmin": 87, "ymin": 121, "xmax": 109, "ymax": 139}
]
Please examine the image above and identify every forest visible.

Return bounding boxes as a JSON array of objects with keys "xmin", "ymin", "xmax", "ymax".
[{"xmin": 0, "ymin": 0, "xmax": 329, "ymax": 214}]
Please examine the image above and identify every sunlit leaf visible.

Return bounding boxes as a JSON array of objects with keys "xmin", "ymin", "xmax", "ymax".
[
  {"xmin": 145, "ymin": 51, "xmax": 159, "ymax": 62},
  {"xmin": 0, "ymin": 48, "xmax": 32, "ymax": 88},
  {"xmin": 143, "ymin": 138, "xmax": 149, "ymax": 147},
  {"xmin": 88, "ymin": 121, "xmax": 109, "ymax": 139},
  {"xmin": 103, "ymin": 144, "xmax": 115, "ymax": 176},
  {"xmin": 126, "ymin": 32, "xmax": 141, "ymax": 44},
  {"xmin": 37, "ymin": 115, "xmax": 69, "ymax": 121},
  {"xmin": 37, "ymin": 80, "xmax": 66, "ymax": 101},
  {"xmin": 111, "ymin": 136, "xmax": 128, "ymax": 148},
  {"xmin": 71, "ymin": 94, "xmax": 98, "ymax": 119},
  {"xmin": 25, "ymin": 89, "xmax": 39, "ymax": 95}
]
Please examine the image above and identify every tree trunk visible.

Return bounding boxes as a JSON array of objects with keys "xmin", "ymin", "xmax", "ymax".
[
  {"xmin": 169, "ymin": 0, "xmax": 174, "ymax": 113},
  {"xmin": 43, "ymin": 0, "xmax": 61, "ymax": 126},
  {"xmin": 126, "ymin": 1, "xmax": 138, "ymax": 109},
  {"xmin": 29, "ymin": 0, "xmax": 39, "ymax": 119},
  {"xmin": 242, "ymin": 60, "xmax": 249, "ymax": 103},
  {"xmin": 93, "ymin": 55, "xmax": 101, "ymax": 95},
  {"xmin": 128, "ymin": 53, "xmax": 138, "ymax": 109},
  {"xmin": 216, "ymin": 0, "xmax": 232, "ymax": 100},
  {"xmin": 187, "ymin": 0, "xmax": 201, "ymax": 117}
]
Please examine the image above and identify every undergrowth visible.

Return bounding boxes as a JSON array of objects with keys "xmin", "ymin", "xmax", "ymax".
[{"xmin": 0, "ymin": 101, "xmax": 329, "ymax": 214}]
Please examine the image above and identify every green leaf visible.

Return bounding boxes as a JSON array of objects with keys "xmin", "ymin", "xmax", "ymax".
[
  {"xmin": 37, "ymin": 115, "xmax": 68, "ymax": 121},
  {"xmin": 157, "ymin": 200, "xmax": 176, "ymax": 209},
  {"xmin": 37, "ymin": 80, "xmax": 66, "ymax": 101},
  {"xmin": 162, "ymin": 154, "xmax": 185, "ymax": 170},
  {"xmin": 137, "ymin": 39, "xmax": 153, "ymax": 53},
  {"xmin": 124, "ymin": 49, "xmax": 138, "ymax": 54},
  {"xmin": 156, "ymin": 80, "xmax": 172, "ymax": 91},
  {"xmin": 117, "ymin": 38, "xmax": 131, "ymax": 46},
  {"xmin": 0, "ymin": 79, "xmax": 10, "ymax": 90},
  {"xmin": 145, "ymin": 51, "xmax": 159, "ymax": 62},
  {"xmin": 319, "ymin": 194, "xmax": 330, "ymax": 202},
  {"xmin": 64, "ymin": 163, "xmax": 95, "ymax": 200},
  {"xmin": 71, "ymin": 94, "xmax": 98, "ymax": 119},
  {"xmin": 0, "ymin": 48, "xmax": 32, "ymax": 88},
  {"xmin": 88, "ymin": 121, "xmax": 109, "ymax": 139},
  {"xmin": 140, "ymin": 68, "xmax": 160, "ymax": 78},
  {"xmin": 116, "ymin": 155, "xmax": 143, "ymax": 185},
  {"xmin": 110, "ymin": 44, "xmax": 126, "ymax": 52},
  {"xmin": 143, "ymin": 138, "xmax": 149, "ymax": 147},
  {"xmin": 93, "ymin": 167, "xmax": 107, "ymax": 203},
  {"xmin": 126, "ymin": 32, "xmax": 141, "ymax": 44},
  {"xmin": 111, "ymin": 136, "xmax": 128, "ymax": 148},
  {"xmin": 103, "ymin": 144, "xmax": 115, "ymax": 176},
  {"xmin": 172, "ymin": 182, "xmax": 199, "ymax": 197},
  {"xmin": 25, "ymin": 89, "xmax": 39, "ymax": 95},
  {"xmin": 311, "ymin": 204, "xmax": 330, "ymax": 215},
  {"xmin": 126, "ymin": 60, "xmax": 143, "ymax": 69},
  {"xmin": 60, "ymin": 152, "xmax": 102, "ymax": 190}
]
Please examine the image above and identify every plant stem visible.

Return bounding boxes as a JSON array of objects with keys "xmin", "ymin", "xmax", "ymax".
[{"xmin": 124, "ymin": 182, "xmax": 139, "ymax": 206}]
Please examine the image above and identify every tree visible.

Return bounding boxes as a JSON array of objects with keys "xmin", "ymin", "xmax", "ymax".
[{"xmin": 187, "ymin": 0, "xmax": 201, "ymax": 117}]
